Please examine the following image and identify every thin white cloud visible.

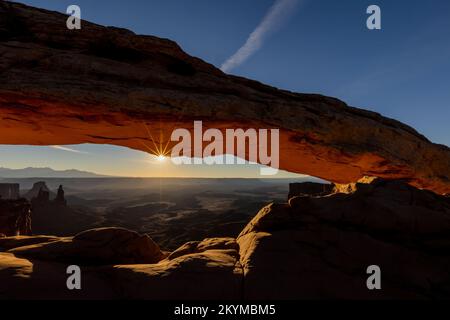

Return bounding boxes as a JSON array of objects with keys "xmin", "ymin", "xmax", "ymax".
[
  {"xmin": 51, "ymin": 145, "xmax": 88, "ymax": 154},
  {"xmin": 221, "ymin": 0, "xmax": 302, "ymax": 73}
]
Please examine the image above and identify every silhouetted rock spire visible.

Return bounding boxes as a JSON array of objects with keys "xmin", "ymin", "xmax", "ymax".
[{"xmin": 54, "ymin": 185, "xmax": 67, "ymax": 206}]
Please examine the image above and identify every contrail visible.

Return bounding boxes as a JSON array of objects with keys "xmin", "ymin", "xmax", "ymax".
[
  {"xmin": 220, "ymin": 0, "xmax": 302, "ymax": 73},
  {"xmin": 51, "ymin": 145, "xmax": 88, "ymax": 154}
]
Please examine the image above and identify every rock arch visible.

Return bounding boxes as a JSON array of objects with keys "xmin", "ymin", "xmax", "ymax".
[{"xmin": 0, "ymin": 2, "xmax": 449, "ymax": 194}]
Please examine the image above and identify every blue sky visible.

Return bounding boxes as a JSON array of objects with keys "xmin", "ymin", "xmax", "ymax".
[{"xmin": 1, "ymin": 0, "xmax": 449, "ymax": 177}]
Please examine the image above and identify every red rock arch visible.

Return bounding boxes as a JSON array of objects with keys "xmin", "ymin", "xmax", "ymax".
[{"xmin": 1, "ymin": 2, "xmax": 449, "ymax": 194}]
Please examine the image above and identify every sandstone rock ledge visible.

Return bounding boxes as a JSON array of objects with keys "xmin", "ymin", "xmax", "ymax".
[
  {"xmin": 0, "ymin": 229, "xmax": 243, "ymax": 300},
  {"xmin": 1, "ymin": 179, "xmax": 450, "ymax": 299},
  {"xmin": 239, "ymin": 178, "xmax": 450, "ymax": 299}
]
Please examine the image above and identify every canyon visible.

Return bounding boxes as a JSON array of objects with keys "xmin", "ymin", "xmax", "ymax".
[
  {"xmin": 1, "ymin": 178, "xmax": 449, "ymax": 299},
  {"xmin": 0, "ymin": 1, "xmax": 450, "ymax": 299}
]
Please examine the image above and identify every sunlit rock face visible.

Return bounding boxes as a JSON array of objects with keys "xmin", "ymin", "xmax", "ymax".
[
  {"xmin": 0, "ymin": 228, "xmax": 242, "ymax": 299},
  {"xmin": 0, "ymin": 2, "xmax": 449, "ymax": 194},
  {"xmin": 8, "ymin": 227, "xmax": 166, "ymax": 265},
  {"xmin": 238, "ymin": 178, "xmax": 450, "ymax": 299}
]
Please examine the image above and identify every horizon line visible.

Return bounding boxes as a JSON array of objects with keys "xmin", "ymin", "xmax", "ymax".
[{"xmin": 0, "ymin": 176, "xmax": 315, "ymax": 180}]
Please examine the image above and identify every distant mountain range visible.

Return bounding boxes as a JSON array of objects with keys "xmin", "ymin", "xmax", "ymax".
[{"xmin": 0, "ymin": 167, "xmax": 109, "ymax": 178}]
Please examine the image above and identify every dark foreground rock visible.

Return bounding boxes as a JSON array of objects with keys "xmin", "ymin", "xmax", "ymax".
[
  {"xmin": 1, "ymin": 179, "xmax": 450, "ymax": 299},
  {"xmin": 1, "ymin": 1, "xmax": 449, "ymax": 195},
  {"xmin": 238, "ymin": 178, "xmax": 450, "ymax": 299}
]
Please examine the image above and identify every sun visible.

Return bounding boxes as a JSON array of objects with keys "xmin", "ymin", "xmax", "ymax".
[{"xmin": 140, "ymin": 123, "xmax": 172, "ymax": 164}]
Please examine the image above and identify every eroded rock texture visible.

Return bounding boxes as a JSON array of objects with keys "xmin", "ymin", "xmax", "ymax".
[
  {"xmin": 1, "ymin": 180, "xmax": 450, "ymax": 299},
  {"xmin": 238, "ymin": 178, "xmax": 450, "ymax": 299},
  {"xmin": 0, "ymin": 228, "xmax": 242, "ymax": 300},
  {"xmin": 0, "ymin": 2, "xmax": 449, "ymax": 194}
]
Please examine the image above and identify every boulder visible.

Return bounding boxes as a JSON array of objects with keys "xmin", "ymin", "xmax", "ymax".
[
  {"xmin": 9, "ymin": 227, "xmax": 165, "ymax": 265},
  {"xmin": 0, "ymin": 238, "xmax": 242, "ymax": 299},
  {"xmin": 105, "ymin": 247, "xmax": 242, "ymax": 299}
]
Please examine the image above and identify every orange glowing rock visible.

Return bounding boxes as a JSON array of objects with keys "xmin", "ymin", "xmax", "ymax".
[{"xmin": 0, "ymin": 1, "xmax": 449, "ymax": 194}]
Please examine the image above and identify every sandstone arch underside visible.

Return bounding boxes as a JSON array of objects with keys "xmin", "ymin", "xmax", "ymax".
[{"xmin": 0, "ymin": 2, "xmax": 449, "ymax": 194}]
